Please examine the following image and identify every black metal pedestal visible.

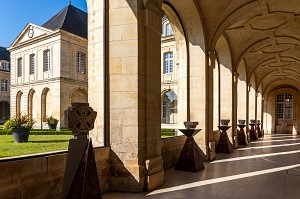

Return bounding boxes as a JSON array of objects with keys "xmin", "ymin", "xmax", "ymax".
[
  {"xmin": 175, "ymin": 129, "xmax": 205, "ymax": 173},
  {"xmin": 257, "ymin": 122, "xmax": 262, "ymax": 137},
  {"xmin": 237, "ymin": 124, "xmax": 247, "ymax": 145},
  {"xmin": 216, "ymin": 126, "xmax": 233, "ymax": 154},
  {"xmin": 249, "ymin": 123, "xmax": 258, "ymax": 140}
]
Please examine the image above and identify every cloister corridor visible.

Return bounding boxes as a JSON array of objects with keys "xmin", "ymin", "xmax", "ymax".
[{"xmin": 103, "ymin": 134, "xmax": 300, "ymax": 199}]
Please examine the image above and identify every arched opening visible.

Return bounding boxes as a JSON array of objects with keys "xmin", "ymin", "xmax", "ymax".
[
  {"xmin": 237, "ymin": 60, "xmax": 247, "ymax": 123},
  {"xmin": 41, "ymin": 88, "xmax": 50, "ymax": 123},
  {"xmin": 70, "ymin": 88, "xmax": 88, "ymax": 103},
  {"xmin": 16, "ymin": 91, "xmax": 23, "ymax": 115},
  {"xmin": 28, "ymin": 89, "xmax": 35, "ymax": 120},
  {"xmin": 161, "ymin": 90, "xmax": 178, "ymax": 126},
  {"xmin": 275, "ymin": 93, "xmax": 293, "ymax": 134},
  {"xmin": 213, "ymin": 57, "xmax": 220, "ymax": 130},
  {"xmin": 161, "ymin": 4, "xmax": 187, "ymax": 135},
  {"xmin": 215, "ymin": 35, "xmax": 233, "ymax": 142},
  {"xmin": 249, "ymin": 76, "xmax": 256, "ymax": 122},
  {"xmin": 0, "ymin": 101, "xmax": 10, "ymax": 123}
]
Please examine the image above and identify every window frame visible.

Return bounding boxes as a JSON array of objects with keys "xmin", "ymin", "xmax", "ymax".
[
  {"xmin": 29, "ymin": 54, "xmax": 35, "ymax": 75},
  {"xmin": 276, "ymin": 93, "xmax": 293, "ymax": 119},
  {"xmin": 76, "ymin": 52, "xmax": 86, "ymax": 74},
  {"xmin": 43, "ymin": 49, "xmax": 50, "ymax": 72},
  {"xmin": 17, "ymin": 57, "xmax": 22, "ymax": 77},
  {"xmin": 166, "ymin": 22, "xmax": 174, "ymax": 36},
  {"xmin": 1, "ymin": 79, "xmax": 8, "ymax": 92},
  {"xmin": 163, "ymin": 52, "xmax": 174, "ymax": 74}
]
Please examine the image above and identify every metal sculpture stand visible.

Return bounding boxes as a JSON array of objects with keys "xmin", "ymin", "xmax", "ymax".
[
  {"xmin": 216, "ymin": 125, "xmax": 233, "ymax": 154},
  {"xmin": 61, "ymin": 103, "xmax": 102, "ymax": 199},
  {"xmin": 175, "ymin": 122, "xmax": 205, "ymax": 173},
  {"xmin": 237, "ymin": 124, "xmax": 247, "ymax": 145},
  {"xmin": 249, "ymin": 123, "xmax": 258, "ymax": 140}
]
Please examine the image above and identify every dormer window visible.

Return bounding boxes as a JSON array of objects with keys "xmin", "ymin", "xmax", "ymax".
[
  {"xmin": 166, "ymin": 23, "xmax": 174, "ymax": 36},
  {"xmin": 43, "ymin": 49, "xmax": 50, "ymax": 72},
  {"xmin": 163, "ymin": 52, "xmax": 173, "ymax": 74}
]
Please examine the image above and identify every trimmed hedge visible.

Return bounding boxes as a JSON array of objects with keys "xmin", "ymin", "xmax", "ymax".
[
  {"xmin": 0, "ymin": 129, "xmax": 72, "ymax": 135},
  {"xmin": 161, "ymin": 128, "xmax": 176, "ymax": 137}
]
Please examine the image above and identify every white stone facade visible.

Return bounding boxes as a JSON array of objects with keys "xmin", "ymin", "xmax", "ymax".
[{"xmin": 9, "ymin": 24, "xmax": 88, "ymax": 129}]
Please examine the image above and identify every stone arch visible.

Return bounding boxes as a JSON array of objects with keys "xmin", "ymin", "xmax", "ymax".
[
  {"xmin": 215, "ymin": 35, "xmax": 234, "ymax": 142},
  {"xmin": 28, "ymin": 89, "xmax": 35, "ymax": 120},
  {"xmin": 16, "ymin": 91, "xmax": 23, "ymax": 115},
  {"xmin": 41, "ymin": 87, "xmax": 50, "ymax": 123},
  {"xmin": 70, "ymin": 88, "xmax": 88, "ymax": 103},
  {"xmin": 0, "ymin": 101, "xmax": 10, "ymax": 122},
  {"xmin": 161, "ymin": 90, "xmax": 178, "ymax": 125},
  {"xmin": 265, "ymin": 87, "xmax": 299, "ymax": 135}
]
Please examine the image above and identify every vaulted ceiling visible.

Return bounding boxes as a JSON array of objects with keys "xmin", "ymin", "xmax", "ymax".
[{"xmin": 197, "ymin": 0, "xmax": 300, "ymax": 94}]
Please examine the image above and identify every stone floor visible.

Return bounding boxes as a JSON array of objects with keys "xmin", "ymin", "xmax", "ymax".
[{"xmin": 103, "ymin": 134, "xmax": 300, "ymax": 199}]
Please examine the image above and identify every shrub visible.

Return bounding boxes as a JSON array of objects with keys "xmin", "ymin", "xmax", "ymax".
[{"xmin": 3, "ymin": 114, "xmax": 35, "ymax": 134}]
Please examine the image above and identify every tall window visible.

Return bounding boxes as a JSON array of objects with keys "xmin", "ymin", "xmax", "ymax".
[
  {"xmin": 29, "ymin": 54, "xmax": 35, "ymax": 74},
  {"xmin": 17, "ymin": 58, "xmax": 22, "ymax": 77},
  {"xmin": 164, "ymin": 52, "xmax": 173, "ymax": 74},
  {"xmin": 1, "ymin": 79, "xmax": 8, "ymax": 92},
  {"xmin": 162, "ymin": 101, "xmax": 167, "ymax": 119},
  {"xmin": 76, "ymin": 52, "xmax": 86, "ymax": 74},
  {"xmin": 43, "ymin": 49, "xmax": 50, "ymax": 71},
  {"xmin": 276, "ymin": 93, "xmax": 293, "ymax": 119},
  {"xmin": 166, "ymin": 23, "xmax": 174, "ymax": 36}
]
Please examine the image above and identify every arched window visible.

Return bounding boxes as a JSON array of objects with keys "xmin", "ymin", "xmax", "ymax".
[
  {"xmin": 276, "ymin": 93, "xmax": 292, "ymax": 119},
  {"xmin": 166, "ymin": 23, "xmax": 173, "ymax": 36},
  {"xmin": 162, "ymin": 91, "xmax": 177, "ymax": 124},
  {"xmin": 163, "ymin": 52, "xmax": 173, "ymax": 74}
]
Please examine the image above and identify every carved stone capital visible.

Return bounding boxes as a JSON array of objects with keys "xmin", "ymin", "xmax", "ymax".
[{"xmin": 65, "ymin": 102, "xmax": 97, "ymax": 136}]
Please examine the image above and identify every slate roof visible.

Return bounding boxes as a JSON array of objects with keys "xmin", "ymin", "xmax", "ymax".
[
  {"xmin": 0, "ymin": 47, "xmax": 10, "ymax": 61},
  {"xmin": 42, "ymin": 4, "xmax": 87, "ymax": 39}
]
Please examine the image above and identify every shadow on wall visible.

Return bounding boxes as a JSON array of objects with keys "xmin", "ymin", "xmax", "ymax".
[{"xmin": 110, "ymin": 151, "xmax": 141, "ymax": 192}]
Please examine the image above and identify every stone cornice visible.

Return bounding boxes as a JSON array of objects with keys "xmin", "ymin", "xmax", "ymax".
[{"xmin": 10, "ymin": 77, "xmax": 87, "ymax": 88}]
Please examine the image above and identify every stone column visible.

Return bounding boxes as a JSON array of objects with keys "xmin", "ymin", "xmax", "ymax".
[
  {"xmin": 87, "ymin": 0, "xmax": 164, "ymax": 192},
  {"xmin": 232, "ymin": 72, "xmax": 238, "ymax": 148},
  {"xmin": 207, "ymin": 52, "xmax": 216, "ymax": 160}
]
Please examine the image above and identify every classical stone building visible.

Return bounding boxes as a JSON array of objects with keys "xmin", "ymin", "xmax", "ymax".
[
  {"xmin": 161, "ymin": 16, "xmax": 179, "ymax": 130},
  {"xmin": 0, "ymin": 46, "xmax": 10, "ymax": 122},
  {"xmin": 4, "ymin": 1, "xmax": 300, "ymax": 198},
  {"xmin": 8, "ymin": 4, "xmax": 88, "ymax": 128}
]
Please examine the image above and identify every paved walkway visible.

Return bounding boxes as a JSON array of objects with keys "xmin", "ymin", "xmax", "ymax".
[{"xmin": 103, "ymin": 134, "xmax": 300, "ymax": 199}]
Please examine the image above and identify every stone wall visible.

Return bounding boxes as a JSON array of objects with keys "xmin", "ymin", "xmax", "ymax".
[{"xmin": 0, "ymin": 147, "xmax": 110, "ymax": 199}]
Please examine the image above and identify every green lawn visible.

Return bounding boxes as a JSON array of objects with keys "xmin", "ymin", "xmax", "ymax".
[{"xmin": 0, "ymin": 135, "xmax": 73, "ymax": 158}]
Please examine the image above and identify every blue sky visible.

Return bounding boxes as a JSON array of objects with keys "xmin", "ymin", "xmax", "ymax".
[{"xmin": 0, "ymin": 0, "xmax": 87, "ymax": 48}]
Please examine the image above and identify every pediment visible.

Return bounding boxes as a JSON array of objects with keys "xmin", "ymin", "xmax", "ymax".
[{"xmin": 10, "ymin": 23, "xmax": 54, "ymax": 48}]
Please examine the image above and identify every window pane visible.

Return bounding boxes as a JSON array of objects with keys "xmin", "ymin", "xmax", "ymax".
[
  {"xmin": 76, "ymin": 52, "xmax": 86, "ymax": 74},
  {"xmin": 17, "ymin": 58, "xmax": 22, "ymax": 77},
  {"xmin": 30, "ymin": 54, "xmax": 35, "ymax": 74},
  {"xmin": 164, "ymin": 52, "xmax": 173, "ymax": 74},
  {"xmin": 44, "ymin": 50, "xmax": 50, "ymax": 71},
  {"xmin": 276, "ymin": 93, "xmax": 293, "ymax": 119},
  {"xmin": 166, "ymin": 23, "xmax": 173, "ymax": 36}
]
